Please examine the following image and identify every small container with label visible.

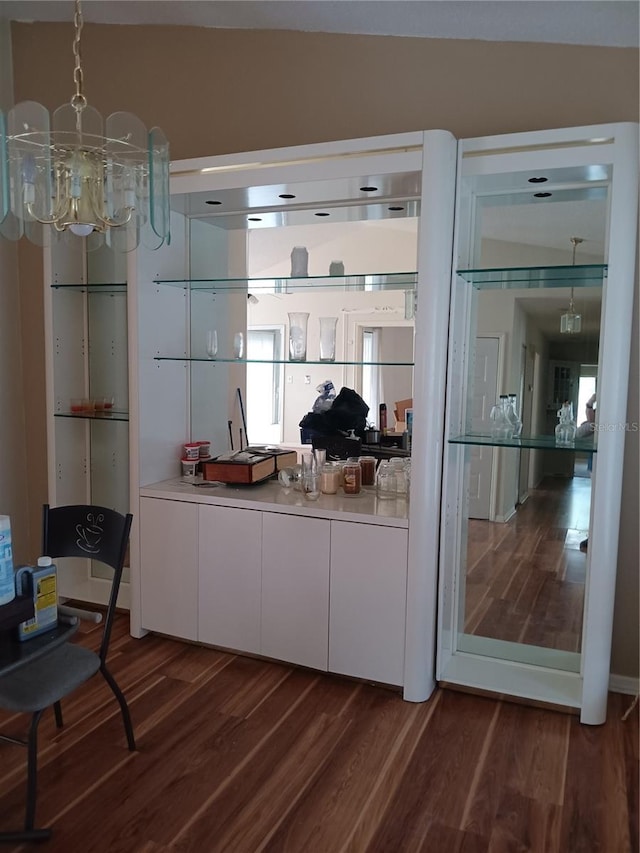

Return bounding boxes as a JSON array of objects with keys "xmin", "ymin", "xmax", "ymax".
[
  {"xmin": 181, "ymin": 458, "xmax": 198, "ymax": 478},
  {"xmin": 196, "ymin": 440, "xmax": 211, "ymax": 458},
  {"xmin": 15, "ymin": 557, "xmax": 58, "ymax": 640},
  {"xmin": 342, "ymin": 460, "xmax": 362, "ymax": 495}
]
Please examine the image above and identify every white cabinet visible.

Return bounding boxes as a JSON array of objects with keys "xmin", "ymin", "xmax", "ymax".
[
  {"xmin": 139, "ymin": 497, "xmax": 198, "ymax": 640},
  {"xmin": 198, "ymin": 504, "xmax": 262, "ymax": 654},
  {"xmin": 261, "ymin": 513, "xmax": 330, "ymax": 671},
  {"xmin": 329, "ymin": 521, "xmax": 407, "ymax": 685}
]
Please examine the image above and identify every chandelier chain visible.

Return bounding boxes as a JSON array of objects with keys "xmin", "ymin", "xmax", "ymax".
[{"xmin": 71, "ymin": 0, "xmax": 86, "ymax": 112}]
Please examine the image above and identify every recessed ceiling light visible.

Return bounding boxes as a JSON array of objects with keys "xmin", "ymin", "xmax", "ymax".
[
  {"xmin": 528, "ymin": 177, "xmax": 548, "ymax": 184},
  {"xmin": 388, "ymin": 206, "xmax": 404, "ymax": 211},
  {"xmin": 314, "ymin": 212, "xmax": 330, "ymax": 217},
  {"xmin": 533, "ymin": 192, "xmax": 552, "ymax": 198},
  {"xmin": 279, "ymin": 193, "xmax": 296, "ymax": 199},
  {"xmin": 248, "ymin": 216, "xmax": 262, "ymax": 221},
  {"xmin": 205, "ymin": 200, "xmax": 222, "ymax": 205},
  {"xmin": 360, "ymin": 186, "xmax": 378, "ymax": 192}
]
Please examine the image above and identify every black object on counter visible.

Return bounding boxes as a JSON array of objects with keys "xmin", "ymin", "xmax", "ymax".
[{"xmin": 299, "ymin": 386, "xmax": 369, "ymax": 439}]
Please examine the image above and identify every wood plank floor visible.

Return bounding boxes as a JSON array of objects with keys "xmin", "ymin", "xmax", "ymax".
[
  {"xmin": 0, "ymin": 615, "xmax": 637, "ymax": 852},
  {"xmin": 465, "ymin": 476, "xmax": 590, "ymax": 652}
]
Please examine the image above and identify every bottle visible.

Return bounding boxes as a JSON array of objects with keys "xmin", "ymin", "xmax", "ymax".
[
  {"xmin": 379, "ymin": 403, "xmax": 388, "ymax": 434},
  {"xmin": 15, "ymin": 557, "xmax": 58, "ymax": 640},
  {"xmin": 0, "ymin": 515, "xmax": 15, "ymax": 605}
]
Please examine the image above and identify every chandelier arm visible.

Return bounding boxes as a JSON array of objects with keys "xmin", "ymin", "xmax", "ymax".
[
  {"xmin": 86, "ymin": 176, "xmax": 134, "ymax": 228},
  {"xmin": 95, "ymin": 207, "xmax": 134, "ymax": 228}
]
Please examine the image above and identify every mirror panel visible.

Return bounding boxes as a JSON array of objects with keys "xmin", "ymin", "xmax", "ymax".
[{"xmin": 450, "ymin": 163, "xmax": 609, "ymax": 673}]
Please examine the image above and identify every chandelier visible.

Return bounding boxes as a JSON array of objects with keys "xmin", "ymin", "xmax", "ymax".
[
  {"xmin": 560, "ymin": 237, "xmax": 583, "ymax": 334},
  {"xmin": 0, "ymin": 0, "xmax": 170, "ymax": 252}
]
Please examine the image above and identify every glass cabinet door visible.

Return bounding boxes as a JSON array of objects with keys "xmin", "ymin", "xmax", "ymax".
[{"xmin": 437, "ymin": 123, "xmax": 638, "ymax": 723}]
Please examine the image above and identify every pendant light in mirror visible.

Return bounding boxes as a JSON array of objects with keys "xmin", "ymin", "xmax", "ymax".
[{"xmin": 560, "ymin": 237, "xmax": 583, "ymax": 334}]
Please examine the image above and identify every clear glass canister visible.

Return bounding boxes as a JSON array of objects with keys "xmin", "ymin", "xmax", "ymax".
[
  {"xmin": 358, "ymin": 455, "xmax": 377, "ymax": 486},
  {"xmin": 320, "ymin": 462, "xmax": 341, "ymax": 495},
  {"xmin": 375, "ymin": 461, "xmax": 397, "ymax": 500},
  {"xmin": 342, "ymin": 460, "xmax": 362, "ymax": 495},
  {"xmin": 390, "ymin": 457, "xmax": 408, "ymax": 496}
]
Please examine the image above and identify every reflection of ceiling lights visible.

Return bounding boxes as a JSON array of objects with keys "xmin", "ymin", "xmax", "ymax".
[
  {"xmin": 0, "ymin": 0, "xmax": 169, "ymax": 252},
  {"xmin": 561, "ymin": 237, "xmax": 583, "ymax": 334}
]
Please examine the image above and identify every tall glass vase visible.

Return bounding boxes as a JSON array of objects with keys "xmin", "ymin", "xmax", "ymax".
[
  {"xmin": 288, "ymin": 312, "xmax": 309, "ymax": 362},
  {"xmin": 319, "ymin": 316, "xmax": 338, "ymax": 362}
]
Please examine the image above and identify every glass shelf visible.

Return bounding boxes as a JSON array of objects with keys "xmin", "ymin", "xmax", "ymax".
[
  {"xmin": 448, "ymin": 433, "xmax": 597, "ymax": 452},
  {"xmin": 153, "ymin": 271, "xmax": 418, "ymax": 292},
  {"xmin": 51, "ymin": 282, "xmax": 127, "ymax": 293},
  {"xmin": 55, "ymin": 410, "xmax": 130, "ymax": 422},
  {"xmin": 154, "ymin": 357, "xmax": 414, "ymax": 367},
  {"xmin": 456, "ymin": 264, "xmax": 607, "ymax": 290}
]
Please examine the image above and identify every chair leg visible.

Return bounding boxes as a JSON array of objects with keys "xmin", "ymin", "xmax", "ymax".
[
  {"xmin": 25, "ymin": 710, "xmax": 44, "ymax": 831},
  {"xmin": 100, "ymin": 663, "xmax": 136, "ymax": 751},
  {"xmin": 54, "ymin": 701, "xmax": 63, "ymax": 728}
]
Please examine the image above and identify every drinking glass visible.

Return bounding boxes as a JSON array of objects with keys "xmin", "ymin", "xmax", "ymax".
[{"xmin": 301, "ymin": 452, "xmax": 320, "ymax": 500}]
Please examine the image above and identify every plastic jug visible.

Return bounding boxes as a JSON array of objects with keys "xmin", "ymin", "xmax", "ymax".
[
  {"xmin": 15, "ymin": 557, "xmax": 58, "ymax": 640},
  {"xmin": 0, "ymin": 515, "xmax": 16, "ymax": 605}
]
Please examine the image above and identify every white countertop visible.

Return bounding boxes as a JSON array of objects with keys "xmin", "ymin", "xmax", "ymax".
[{"xmin": 140, "ymin": 477, "xmax": 409, "ymax": 528}]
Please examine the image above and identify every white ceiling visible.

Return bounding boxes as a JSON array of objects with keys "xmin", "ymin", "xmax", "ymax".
[{"xmin": 0, "ymin": 0, "xmax": 638, "ymax": 47}]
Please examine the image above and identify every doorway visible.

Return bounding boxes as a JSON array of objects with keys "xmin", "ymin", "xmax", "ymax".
[
  {"xmin": 246, "ymin": 326, "xmax": 285, "ymax": 445},
  {"xmin": 469, "ymin": 336, "xmax": 500, "ymax": 520}
]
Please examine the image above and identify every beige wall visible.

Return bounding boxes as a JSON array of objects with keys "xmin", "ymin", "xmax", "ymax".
[
  {"xmin": 7, "ymin": 22, "xmax": 639, "ymax": 677},
  {"xmin": 0, "ymin": 19, "xmax": 30, "ymax": 559}
]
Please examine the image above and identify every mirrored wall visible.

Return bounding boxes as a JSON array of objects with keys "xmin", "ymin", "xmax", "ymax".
[{"xmin": 446, "ymin": 160, "xmax": 609, "ymax": 674}]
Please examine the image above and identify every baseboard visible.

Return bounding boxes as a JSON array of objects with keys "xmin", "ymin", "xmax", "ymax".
[
  {"xmin": 609, "ymin": 673, "xmax": 640, "ymax": 695},
  {"xmin": 495, "ymin": 506, "xmax": 517, "ymax": 524}
]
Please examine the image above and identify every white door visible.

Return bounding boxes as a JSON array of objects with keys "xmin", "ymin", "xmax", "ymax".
[{"xmin": 469, "ymin": 337, "xmax": 499, "ymax": 519}]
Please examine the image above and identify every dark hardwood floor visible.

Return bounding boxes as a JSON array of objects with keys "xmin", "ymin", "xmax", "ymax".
[
  {"xmin": 465, "ymin": 475, "xmax": 590, "ymax": 652},
  {"xmin": 0, "ymin": 614, "xmax": 637, "ymax": 852}
]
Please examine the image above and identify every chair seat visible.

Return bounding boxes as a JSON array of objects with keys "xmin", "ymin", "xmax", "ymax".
[{"xmin": 0, "ymin": 644, "xmax": 100, "ymax": 713}]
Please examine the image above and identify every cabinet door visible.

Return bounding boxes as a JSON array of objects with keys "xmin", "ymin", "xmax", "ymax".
[
  {"xmin": 329, "ymin": 521, "xmax": 408, "ymax": 685},
  {"xmin": 261, "ymin": 513, "xmax": 330, "ymax": 671},
  {"xmin": 139, "ymin": 497, "xmax": 198, "ymax": 640},
  {"xmin": 198, "ymin": 504, "xmax": 262, "ymax": 654}
]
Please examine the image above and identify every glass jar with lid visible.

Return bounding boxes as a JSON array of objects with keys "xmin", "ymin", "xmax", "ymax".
[
  {"xmin": 375, "ymin": 461, "xmax": 397, "ymax": 500},
  {"xmin": 358, "ymin": 455, "xmax": 377, "ymax": 486},
  {"xmin": 342, "ymin": 459, "xmax": 362, "ymax": 495},
  {"xmin": 320, "ymin": 462, "xmax": 341, "ymax": 495}
]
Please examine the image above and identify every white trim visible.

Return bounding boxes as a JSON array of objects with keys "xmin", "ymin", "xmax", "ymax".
[
  {"xmin": 608, "ymin": 674, "xmax": 640, "ymax": 696},
  {"xmin": 404, "ymin": 129, "xmax": 458, "ymax": 702}
]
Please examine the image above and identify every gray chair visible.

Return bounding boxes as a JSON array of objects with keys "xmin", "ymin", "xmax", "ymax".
[{"xmin": 0, "ymin": 504, "xmax": 135, "ymax": 842}]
